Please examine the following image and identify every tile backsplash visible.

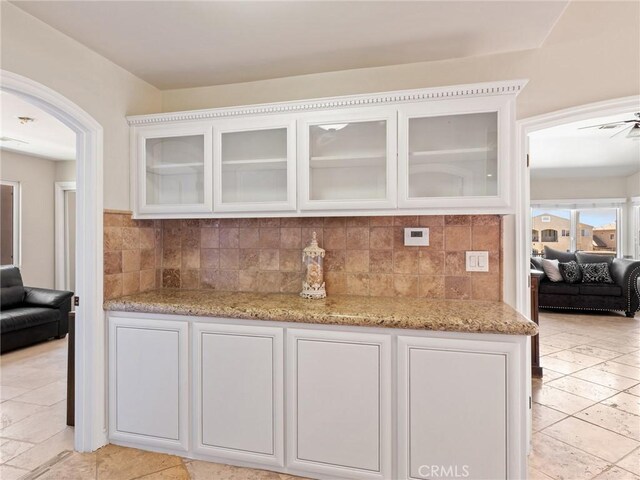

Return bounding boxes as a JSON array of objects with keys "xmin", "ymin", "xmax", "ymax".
[{"xmin": 104, "ymin": 213, "xmax": 502, "ymax": 301}]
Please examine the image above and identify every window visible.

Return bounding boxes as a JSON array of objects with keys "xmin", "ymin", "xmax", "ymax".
[
  {"xmin": 610, "ymin": 233, "xmax": 615, "ymax": 240},
  {"xmin": 0, "ymin": 181, "xmax": 20, "ymax": 266},
  {"xmin": 531, "ymin": 209, "xmax": 571, "ymax": 254},
  {"xmin": 581, "ymin": 229, "xmax": 588, "ymax": 237},
  {"xmin": 541, "ymin": 216, "xmax": 551, "ymax": 223},
  {"xmin": 541, "ymin": 229, "xmax": 558, "ymax": 243},
  {"xmin": 578, "ymin": 208, "xmax": 618, "ymax": 257},
  {"xmin": 532, "ymin": 229, "xmax": 539, "ymax": 242},
  {"xmin": 562, "ymin": 229, "xmax": 570, "ymax": 237}
]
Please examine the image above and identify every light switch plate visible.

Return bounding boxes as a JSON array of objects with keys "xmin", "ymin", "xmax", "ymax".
[
  {"xmin": 466, "ymin": 251, "xmax": 489, "ymax": 272},
  {"xmin": 404, "ymin": 228, "xmax": 429, "ymax": 246}
]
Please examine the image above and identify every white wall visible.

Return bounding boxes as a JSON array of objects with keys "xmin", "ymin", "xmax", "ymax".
[
  {"xmin": 0, "ymin": 2, "xmax": 162, "ymax": 211},
  {"xmin": 0, "ymin": 150, "xmax": 58, "ymax": 287},
  {"xmin": 55, "ymin": 160, "xmax": 76, "ymax": 182},
  {"xmin": 530, "ymin": 175, "xmax": 629, "ymax": 201}
]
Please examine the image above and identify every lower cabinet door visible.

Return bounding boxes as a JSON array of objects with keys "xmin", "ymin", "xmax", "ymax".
[
  {"xmin": 108, "ymin": 315, "xmax": 189, "ymax": 451},
  {"xmin": 287, "ymin": 329, "xmax": 391, "ymax": 479},
  {"xmin": 397, "ymin": 336, "xmax": 509, "ymax": 480},
  {"xmin": 193, "ymin": 322, "xmax": 284, "ymax": 467}
]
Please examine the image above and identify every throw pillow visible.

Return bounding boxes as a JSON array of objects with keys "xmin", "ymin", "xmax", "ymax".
[
  {"xmin": 541, "ymin": 258, "xmax": 563, "ymax": 282},
  {"xmin": 543, "ymin": 246, "xmax": 577, "ymax": 263},
  {"xmin": 559, "ymin": 261, "xmax": 582, "ymax": 284},
  {"xmin": 580, "ymin": 263, "xmax": 614, "ymax": 284}
]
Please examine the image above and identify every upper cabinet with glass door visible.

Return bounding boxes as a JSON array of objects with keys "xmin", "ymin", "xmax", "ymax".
[
  {"xmin": 213, "ymin": 116, "xmax": 296, "ymax": 213},
  {"xmin": 135, "ymin": 123, "xmax": 213, "ymax": 215},
  {"xmin": 298, "ymin": 108, "xmax": 397, "ymax": 210},
  {"xmin": 398, "ymin": 96, "xmax": 513, "ymax": 209}
]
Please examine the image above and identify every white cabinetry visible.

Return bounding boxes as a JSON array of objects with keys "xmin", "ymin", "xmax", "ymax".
[
  {"xmin": 108, "ymin": 316, "xmax": 189, "ymax": 451},
  {"xmin": 297, "ymin": 108, "xmax": 397, "ymax": 210},
  {"xmin": 397, "ymin": 336, "xmax": 523, "ymax": 480},
  {"xmin": 213, "ymin": 116, "xmax": 296, "ymax": 212},
  {"xmin": 398, "ymin": 96, "xmax": 513, "ymax": 209},
  {"xmin": 134, "ymin": 123, "xmax": 213, "ymax": 215},
  {"xmin": 286, "ymin": 329, "xmax": 391, "ymax": 479},
  {"xmin": 193, "ymin": 322, "xmax": 284, "ymax": 467}
]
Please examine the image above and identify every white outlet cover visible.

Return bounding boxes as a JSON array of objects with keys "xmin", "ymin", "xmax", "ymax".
[
  {"xmin": 404, "ymin": 228, "xmax": 429, "ymax": 246},
  {"xmin": 466, "ymin": 251, "xmax": 489, "ymax": 272}
]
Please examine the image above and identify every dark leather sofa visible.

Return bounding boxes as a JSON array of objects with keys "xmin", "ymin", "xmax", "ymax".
[
  {"xmin": 531, "ymin": 247, "xmax": 640, "ymax": 318},
  {"xmin": 0, "ymin": 266, "xmax": 73, "ymax": 353}
]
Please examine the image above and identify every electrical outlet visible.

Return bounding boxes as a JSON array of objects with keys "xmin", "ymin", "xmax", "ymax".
[
  {"xmin": 404, "ymin": 228, "xmax": 429, "ymax": 246},
  {"xmin": 466, "ymin": 251, "xmax": 489, "ymax": 272}
]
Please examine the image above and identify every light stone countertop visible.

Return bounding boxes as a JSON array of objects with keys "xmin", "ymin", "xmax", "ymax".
[{"xmin": 104, "ymin": 289, "xmax": 538, "ymax": 336}]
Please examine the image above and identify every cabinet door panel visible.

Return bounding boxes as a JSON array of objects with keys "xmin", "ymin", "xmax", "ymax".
[
  {"xmin": 194, "ymin": 323, "xmax": 284, "ymax": 467},
  {"xmin": 109, "ymin": 316, "xmax": 188, "ymax": 451},
  {"xmin": 398, "ymin": 337, "xmax": 509, "ymax": 480},
  {"xmin": 287, "ymin": 329, "xmax": 391, "ymax": 479}
]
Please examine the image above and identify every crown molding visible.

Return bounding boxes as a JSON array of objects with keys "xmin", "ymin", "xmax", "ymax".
[{"xmin": 127, "ymin": 79, "xmax": 528, "ymax": 126}]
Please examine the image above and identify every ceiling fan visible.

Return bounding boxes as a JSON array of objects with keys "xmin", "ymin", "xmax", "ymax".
[{"xmin": 578, "ymin": 112, "xmax": 640, "ymax": 138}]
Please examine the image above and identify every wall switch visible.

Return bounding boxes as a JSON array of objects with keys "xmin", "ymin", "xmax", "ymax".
[
  {"xmin": 404, "ymin": 228, "xmax": 429, "ymax": 246},
  {"xmin": 466, "ymin": 251, "xmax": 489, "ymax": 272}
]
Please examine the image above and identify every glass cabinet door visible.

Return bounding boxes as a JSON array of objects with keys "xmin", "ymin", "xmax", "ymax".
[
  {"xmin": 398, "ymin": 97, "xmax": 510, "ymax": 208},
  {"xmin": 138, "ymin": 123, "xmax": 213, "ymax": 214},
  {"xmin": 213, "ymin": 117, "xmax": 296, "ymax": 212},
  {"xmin": 299, "ymin": 108, "xmax": 397, "ymax": 210}
]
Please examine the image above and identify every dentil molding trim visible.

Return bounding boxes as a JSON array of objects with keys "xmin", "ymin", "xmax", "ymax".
[{"xmin": 127, "ymin": 79, "xmax": 528, "ymax": 126}]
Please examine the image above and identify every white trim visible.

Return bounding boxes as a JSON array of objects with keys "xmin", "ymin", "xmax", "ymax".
[
  {"xmin": 515, "ymin": 95, "xmax": 640, "ymax": 314},
  {"xmin": 0, "ymin": 180, "xmax": 21, "ymax": 267},
  {"xmin": 55, "ymin": 181, "xmax": 76, "ymax": 290},
  {"xmin": 531, "ymin": 198, "xmax": 627, "ymax": 207},
  {"xmin": 127, "ymin": 80, "xmax": 528, "ymax": 126},
  {"xmin": 1, "ymin": 70, "xmax": 105, "ymax": 452}
]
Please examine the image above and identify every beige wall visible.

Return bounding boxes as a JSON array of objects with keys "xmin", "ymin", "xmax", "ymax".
[
  {"xmin": 161, "ymin": 2, "xmax": 640, "ymax": 121},
  {"xmin": 0, "ymin": 2, "xmax": 162, "ymax": 211},
  {"xmin": 530, "ymin": 175, "xmax": 629, "ymax": 201},
  {"xmin": 55, "ymin": 160, "xmax": 76, "ymax": 182},
  {"xmin": 0, "ymin": 150, "xmax": 57, "ymax": 288}
]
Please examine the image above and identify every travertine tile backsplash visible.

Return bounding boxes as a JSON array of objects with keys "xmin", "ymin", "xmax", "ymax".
[{"xmin": 105, "ymin": 213, "xmax": 502, "ymax": 301}]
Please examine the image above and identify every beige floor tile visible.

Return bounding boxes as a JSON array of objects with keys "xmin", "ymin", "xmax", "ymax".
[
  {"xmin": 602, "ymin": 392, "xmax": 640, "ymax": 416},
  {"xmin": 527, "ymin": 467, "xmax": 555, "ymax": 479},
  {"xmin": 0, "ymin": 464, "xmax": 30, "ymax": 480},
  {"xmin": 617, "ymin": 447, "xmax": 640, "ymax": 475},
  {"xmin": 0, "ymin": 438, "xmax": 35, "ymax": 463},
  {"xmin": 137, "ymin": 464, "xmax": 191, "ymax": 479},
  {"xmin": 529, "ymin": 432, "xmax": 610, "ymax": 480},
  {"xmin": 96, "ymin": 444, "xmax": 183, "ymax": 479},
  {"xmin": 540, "ymin": 356, "xmax": 585, "ymax": 374},
  {"xmin": 546, "ymin": 376, "xmax": 619, "ymax": 402},
  {"xmin": 545, "ymin": 337, "xmax": 588, "ymax": 350},
  {"xmin": 596, "ymin": 362, "xmax": 640, "ymax": 381},
  {"xmin": 573, "ymin": 367, "xmax": 640, "ymax": 390},
  {"xmin": 0, "ymin": 365, "xmax": 65, "ymax": 390},
  {"xmin": 540, "ymin": 368, "xmax": 566, "ymax": 383},
  {"xmin": 576, "ymin": 404, "xmax": 640, "ymax": 441},
  {"xmin": 13, "ymin": 380, "xmax": 67, "ymax": 407},
  {"xmin": 0, "ymin": 386, "xmax": 30, "ymax": 403},
  {"xmin": 0, "ymin": 400, "xmax": 67, "ymax": 443},
  {"xmin": 627, "ymin": 384, "xmax": 640, "ymax": 397},
  {"xmin": 548, "ymin": 332, "xmax": 597, "ymax": 345},
  {"xmin": 595, "ymin": 466, "xmax": 640, "ymax": 479},
  {"xmin": 0, "ymin": 400, "xmax": 45, "ymax": 430},
  {"xmin": 532, "ymin": 404, "xmax": 568, "ymax": 432},
  {"xmin": 5, "ymin": 426, "xmax": 74, "ymax": 470},
  {"xmin": 547, "ymin": 350, "xmax": 606, "ymax": 368},
  {"xmin": 588, "ymin": 340, "xmax": 639, "ymax": 355},
  {"xmin": 186, "ymin": 460, "xmax": 285, "ymax": 479},
  {"xmin": 569, "ymin": 344, "xmax": 624, "ymax": 360},
  {"xmin": 614, "ymin": 353, "xmax": 640, "ymax": 368},
  {"xmin": 542, "ymin": 417, "xmax": 639, "ymax": 462},
  {"xmin": 533, "ymin": 385, "xmax": 596, "ymax": 415},
  {"xmin": 539, "ymin": 344, "xmax": 565, "ymax": 356},
  {"xmin": 36, "ymin": 451, "xmax": 97, "ymax": 480}
]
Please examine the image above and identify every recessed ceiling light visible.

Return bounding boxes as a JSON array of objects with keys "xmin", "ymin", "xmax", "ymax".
[{"xmin": 17, "ymin": 116, "xmax": 35, "ymax": 125}]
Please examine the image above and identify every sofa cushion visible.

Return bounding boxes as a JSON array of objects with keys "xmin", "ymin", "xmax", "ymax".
[
  {"xmin": 0, "ymin": 266, "xmax": 25, "ymax": 308},
  {"xmin": 544, "ymin": 246, "xmax": 576, "ymax": 263},
  {"xmin": 0, "ymin": 307, "xmax": 59, "ymax": 333},
  {"xmin": 578, "ymin": 284, "xmax": 622, "ymax": 297},
  {"xmin": 576, "ymin": 252, "xmax": 615, "ymax": 265},
  {"xmin": 580, "ymin": 262, "xmax": 614, "ymax": 284},
  {"xmin": 539, "ymin": 282, "xmax": 580, "ymax": 295}
]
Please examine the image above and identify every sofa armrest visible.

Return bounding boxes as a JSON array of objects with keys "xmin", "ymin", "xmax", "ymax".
[
  {"xmin": 610, "ymin": 259, "xmax": 640, "ymax": 311},
  {"xmin": 23, "ymin": 287, "xmax": 74, "ymax": 308}
]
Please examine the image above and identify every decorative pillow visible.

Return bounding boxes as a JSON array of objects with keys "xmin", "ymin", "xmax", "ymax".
[
  {"xmin": 580, "ymin": 263, "xmax": 614, "ymax": 284},
  {"xmin": 559, "ymin": 261, "xmax": 582, "ymax": 284},
  {"xmin": 541, "ymin": 258, "xmax": 563, "ymax": 282},
  {"xmin": 543, "ymin": 246, "xmax": 577, "ymax": 263}
]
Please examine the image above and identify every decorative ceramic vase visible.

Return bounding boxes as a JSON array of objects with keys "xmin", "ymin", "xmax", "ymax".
[{"xmin": 300, "ymin": 232, "xmax": 326, "ymax": 299}]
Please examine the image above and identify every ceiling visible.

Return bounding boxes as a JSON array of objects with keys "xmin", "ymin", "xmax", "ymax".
[
  {"xmin": 0, "ymin": 91, "xmax": 76, "ymax": 161},
  {"xmin": 529, "ymin": 112, "xmax": 640, "ymax": 179},
  {"xmin": 12, "ymin": 1, "xmax": 569, "ymax": 89}
]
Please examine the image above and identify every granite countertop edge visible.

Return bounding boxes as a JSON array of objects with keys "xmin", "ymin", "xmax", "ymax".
[{"xmin": 103, "ymin": 290, "xmax": 538, "ymax": 336}]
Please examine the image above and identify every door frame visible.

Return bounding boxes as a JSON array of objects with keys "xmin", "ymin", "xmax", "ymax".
[
  {"xmin": 514, "ymin": 95, "xmax": 640, "ymax": 316},
  {"xmin": 55, "ymin": 181, "xmax": 77, "ymax": 290},
  {"xmin": 1, "ymin": 70, "xmax": 105, "ymax": 452},
  {"xmin": 0, "ymin": 179, "xmax": 21, "ymax": 267}
]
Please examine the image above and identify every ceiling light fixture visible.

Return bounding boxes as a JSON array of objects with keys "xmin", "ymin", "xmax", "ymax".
[
  {"xmin": 17, "ymin": 116, "xmax": 35, "ymax": 125},
  {"xmin": 627, "ymin": 124, "xmax": 640, "ymax": 139},
  {"xmin": 318, "ymin": 124, "xmax": 348, "ymax": 131}
]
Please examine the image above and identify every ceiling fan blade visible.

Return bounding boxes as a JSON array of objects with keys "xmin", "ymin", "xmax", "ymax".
[
  {"xmin": 578, "ymin": 121, "xmax": 631, "ymax": 130},
  {"xmin": 610, "ymin": 124, "xmax": 633, "ymax": 138}
]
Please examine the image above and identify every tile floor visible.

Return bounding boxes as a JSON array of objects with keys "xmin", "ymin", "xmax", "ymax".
[{"xmin": 1, "ymin": 310, "xmax": 638, "ymax": 479}]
